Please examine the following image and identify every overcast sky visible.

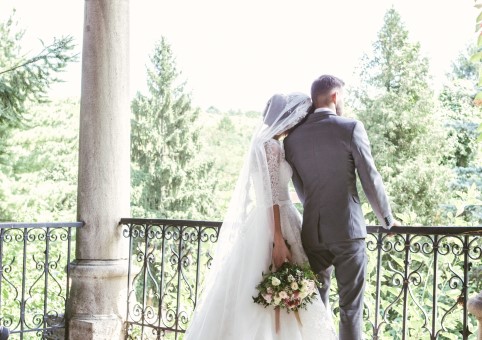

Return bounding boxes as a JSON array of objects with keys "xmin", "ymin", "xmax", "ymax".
[{"xmin": 0, "ymin": 0, "xmax": 478, "ymax": 111}]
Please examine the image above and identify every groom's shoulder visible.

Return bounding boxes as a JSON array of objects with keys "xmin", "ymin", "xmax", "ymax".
[
  {"xmin": 333, "ymin": 114, "xmax": 357, "ymax": 122},
  {"xmin": 332, "ymin": 115, "xmax": 359, "ymax": 129},
  {"xmin": 291, "ymin": 114, "xmax": 359, "ymax": 132}
]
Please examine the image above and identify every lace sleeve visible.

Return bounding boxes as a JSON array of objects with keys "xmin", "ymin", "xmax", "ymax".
[{"xmin": 264, "ymin": 139, "xmax": 281, "ymax": 205}]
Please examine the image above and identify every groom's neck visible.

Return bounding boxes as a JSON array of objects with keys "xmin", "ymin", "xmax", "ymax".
[{"xmin": 314, "ymin": 103, "xmax": 336, "ymax": 113}]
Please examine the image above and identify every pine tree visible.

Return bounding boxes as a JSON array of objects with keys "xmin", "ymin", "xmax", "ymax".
[
  {"xmin": 0, "ymin": 10, "xmax": 77, "ymax": 220},
  {"xmin": 353, "ymin": 8, "xmax": 451, "ymax": 224},
  {"xmin": 439, "ymin": 47, "xmax": 482, "ymax": 223},
  {"xmin": 440, "ymin": 48, "xmax": 481, "ymax": 170},
  {"xmin": 0, "ymin": 10, "xmax": 77, "ymax": 127},
  {"xmin": 131, "ymin": 37, "xmax": 217, "ymax": 219},
  {"xmin": 451, "ymin": 46, "xmax": 478, "ymax": 83},
  {"xmin": 0, "ymin": 99, "xmax": 79, "ymax": 222}
]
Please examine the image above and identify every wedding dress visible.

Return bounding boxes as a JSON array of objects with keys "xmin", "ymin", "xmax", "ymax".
[{"xmin": 184, "ymin": 94, "xmax": 338, "ymax": 340}]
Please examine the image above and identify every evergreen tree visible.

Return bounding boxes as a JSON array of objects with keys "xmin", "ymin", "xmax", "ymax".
[
  {"xmin": 131, "ymin": 37, "xmax": 217, "ymax": 219},
  {"xmin": 439, "ymin": 47, "xmax": 482, "ymax": 223},
  {"xmin": 353, "ymin": 8, "xmax": 451, "ymax": 224},
  {"xmin": 451, "ymin": 45, "xmax": 478, "ymax": 83},
  {"xmin": 0, "ymin": 10, "xmax": 77, "ymax": 220},
  {"xmin": 440, "ymin": 48, "xmax": 481, "ymax": 170},
  {"xmin": 0, "ymin": 99, "xmax": 79, "ymax": 222},
  {"xmin": 0, "ymin": 10, "xmax": 77, "ymax": 127}
]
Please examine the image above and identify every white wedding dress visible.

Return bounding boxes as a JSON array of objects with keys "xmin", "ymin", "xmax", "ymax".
[{"xmin": 184, "ymin": 139, "xmax": 337, "ymax": 340}]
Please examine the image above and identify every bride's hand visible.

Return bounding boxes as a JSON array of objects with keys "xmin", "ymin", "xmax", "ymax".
[{"xmin": 272, "ymin": 237, "xmax": 292, "ymax": 270}]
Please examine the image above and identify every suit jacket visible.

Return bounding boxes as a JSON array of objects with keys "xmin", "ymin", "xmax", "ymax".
[{"xmin": 284, "ymin": 110, "xmax": 393, "ymax": 247}]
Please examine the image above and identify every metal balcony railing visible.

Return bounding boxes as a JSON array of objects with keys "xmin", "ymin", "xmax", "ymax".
[
  {"xmin": 120, "ymin": 219, "xmax": 482, "ymax": 340},
  {"xmin": 0, "ymin": 222, "xmax": 83, "ymax": 339}
]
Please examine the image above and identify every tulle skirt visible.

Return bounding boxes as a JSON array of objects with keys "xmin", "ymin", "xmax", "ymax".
[{"xmin": 184, "ymin": 201, "xmax": 338, "ymax": 340}]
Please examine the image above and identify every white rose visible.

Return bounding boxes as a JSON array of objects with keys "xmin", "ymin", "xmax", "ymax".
[
  {"xmin": 279, "ymin": 291, "xmax": 288, "ymax": 299},
  {"xmin": 300, "ymin": 279, "xmax": 315, "ymax": 297},
  {"xmin": 291, "ymin": 282, "xmax": 299, "ymax": 290},
  {"xmin": 306, "ymin": 280, "xmax": 316, "ymax": 293},
  {"xmin": 271, "ymin": 277, "xmax": 281, "ymax": 286},
  {"xmin": 273, "ymin": 296, "xmax": 281, "ymax": 305}
]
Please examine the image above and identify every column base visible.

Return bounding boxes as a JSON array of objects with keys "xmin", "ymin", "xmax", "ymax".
[
  {"xmin": 69, "ymin": 316, "xmax": 123, "ymax": 340},
  {"xmin": 67, "ymin": 259, "xmax": 128, "ymax": 340}
]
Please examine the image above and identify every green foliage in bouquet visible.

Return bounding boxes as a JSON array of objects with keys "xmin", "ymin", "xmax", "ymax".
[{"xmin": 253, "ymin": 262, "xmax": 320, "ymax": 312}]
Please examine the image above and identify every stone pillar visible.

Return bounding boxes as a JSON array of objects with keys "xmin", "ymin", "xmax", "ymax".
[
  {"xmin": 67, "ymin": 0, "xmax": 130, "ymax": 339},
  {"xmin": 469, "ymin": 292, "xmax": 482, "ymax": 340}
]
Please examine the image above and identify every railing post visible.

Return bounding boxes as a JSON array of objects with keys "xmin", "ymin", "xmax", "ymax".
[
  {"xmin": 468, "ymin": 292, "xmax": 482, "ymax": 340},
  {"xmin": 373, "ymin": 232, "xmax": 383, "ymax": 340},
  {"xmin": 432, "ymin": 235, "xmax": 439, "ymax": 339}
]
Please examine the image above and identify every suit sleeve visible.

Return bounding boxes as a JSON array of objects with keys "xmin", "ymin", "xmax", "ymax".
[
  {"xmin": 291, "ymin": 164, "xmax": 305, "ymax": 205},
  {"xmin": 284, "ymin": 139, "xmax": 305, "ymax": 204},
  {"xmin": 351, "ymin": 121, "xmax": 394, "ymax": 229}
]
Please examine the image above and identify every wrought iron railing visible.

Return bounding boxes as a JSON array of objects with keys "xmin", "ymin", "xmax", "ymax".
[
  {"xmin": 120, "ymin": 218, "xmax": 482, "ymax": 340},
  {"xmin": 0, "ymin": 222, "xmax": 83, "ymax": 339}
]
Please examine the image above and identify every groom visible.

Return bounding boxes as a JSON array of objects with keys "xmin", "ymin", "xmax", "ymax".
[{"xmin": 284, "ymin": 75, "xmax": 398, "ymax": 340}]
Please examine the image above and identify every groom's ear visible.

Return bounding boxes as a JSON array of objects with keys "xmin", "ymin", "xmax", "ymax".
[{"xmin": 331, "ymin": 91, "xmax": 338, "ymax": 105}]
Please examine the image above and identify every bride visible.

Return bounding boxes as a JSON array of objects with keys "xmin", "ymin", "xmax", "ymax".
[{"xmin": 184, "ymin": 93, "xmax": 338, "ymax": 339}]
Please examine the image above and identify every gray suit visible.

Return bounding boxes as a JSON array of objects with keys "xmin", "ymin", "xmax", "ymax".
[{"xmin": 284, "ymin": 109, "xmax": 393, "ymax": 340}]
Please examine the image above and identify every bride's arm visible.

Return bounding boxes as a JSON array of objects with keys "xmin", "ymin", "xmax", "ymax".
[
  {"xmin": 272, "ymin": 205, "xmax": 292, "ymax": 268},
  {"xmin": 265, "ymin": 140, "xmax": 292, "ymax": 269}
]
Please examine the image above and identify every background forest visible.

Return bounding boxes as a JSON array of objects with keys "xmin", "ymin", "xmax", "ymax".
[{"xmin": 0, "ymin": 8, "xmax": 481, "ymax": 227}]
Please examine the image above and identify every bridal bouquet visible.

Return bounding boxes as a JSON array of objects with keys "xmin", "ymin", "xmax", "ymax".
[{"xmin": 253, "ymin": 261, "xmax": 320, "ymax": 312}]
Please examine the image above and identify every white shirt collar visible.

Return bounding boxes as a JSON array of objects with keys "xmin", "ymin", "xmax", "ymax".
[{"xmin": 314, "ymin": 107, "xmax": 335, "ymax": 114}]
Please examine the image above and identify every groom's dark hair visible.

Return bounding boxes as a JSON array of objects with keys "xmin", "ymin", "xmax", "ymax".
[{"xmin": 311, "ymin": 75, "xmax": 345, "ymax": 102}]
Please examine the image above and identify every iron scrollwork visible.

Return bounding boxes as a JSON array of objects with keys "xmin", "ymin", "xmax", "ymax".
[
  {"xmin": 121, "ymin": 219, "xmax": 482, "ymax": 340},
  {"xmin": 0, "ymin": 222, "xmax": 82, "ymax": 339}
]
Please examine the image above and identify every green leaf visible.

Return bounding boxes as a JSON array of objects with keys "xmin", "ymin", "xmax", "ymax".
[
  {"xmin": 477, "ymin": 11, "xmax": 482, "ymax": 23},
  {"xmin": 455, "ymin": 202, "xmax": 466, "ymax": 217},
  {"xmin": 470, "ymin": 51, "xmax": 482, "ymax": 62}
]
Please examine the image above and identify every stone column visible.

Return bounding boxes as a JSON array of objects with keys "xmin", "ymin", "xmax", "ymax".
[
  {"xmin": 67, "ymin": 0, "xmax": 130, "ymax": 339},
  {"xmin": 469, "ymin": 292, "xmax": 482, "ymax": 340}
]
